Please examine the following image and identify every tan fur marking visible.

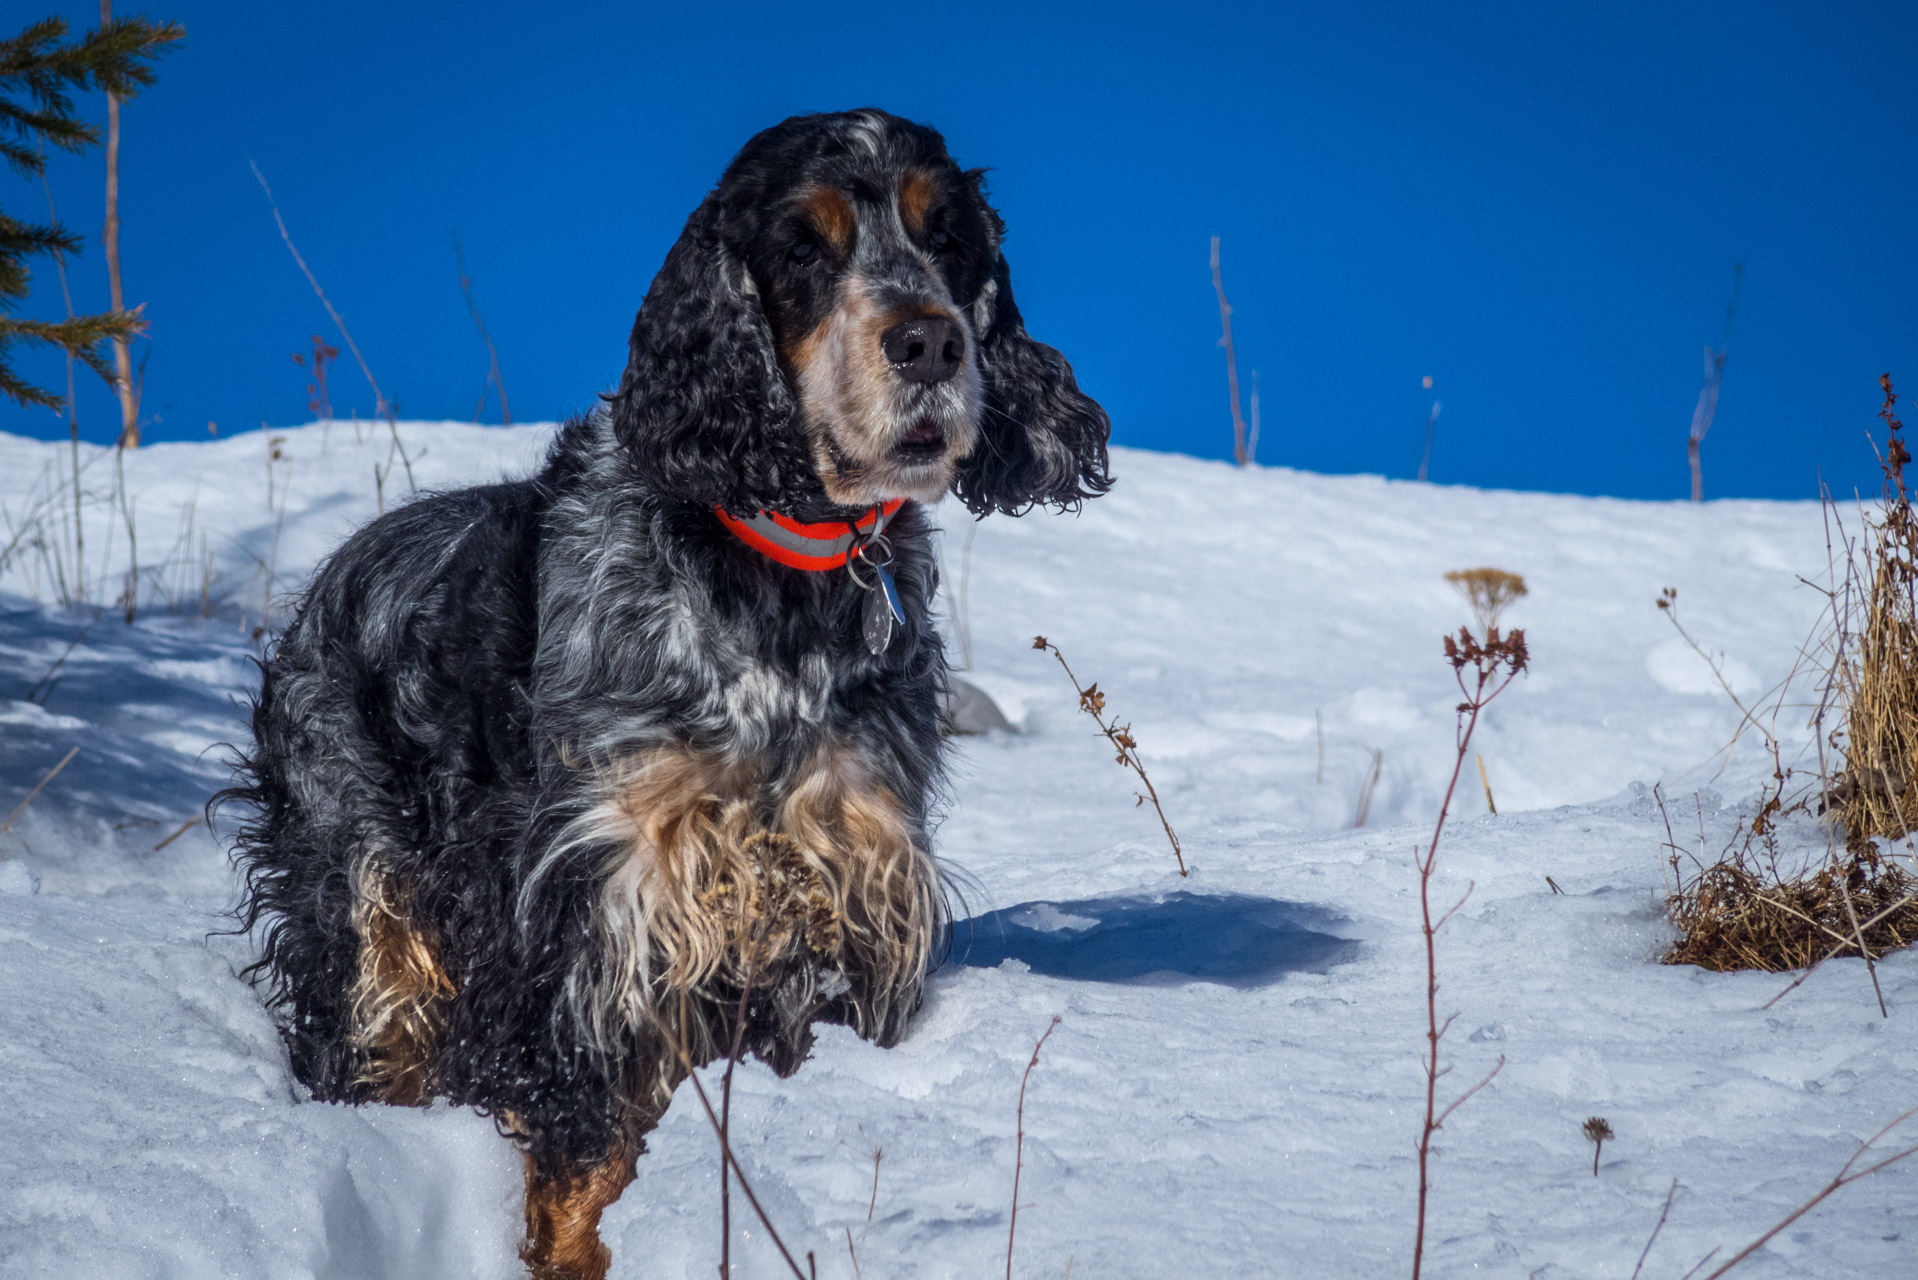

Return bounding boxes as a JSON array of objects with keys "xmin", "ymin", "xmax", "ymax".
[
  {"xmin": 585, "ymin": 740, "xmax": 938, "ymax": 1098},
  {"xmin": 898, "ymin": 169, "xmax": 939, "ymax": 237},
  {"xmin": 797, "ymin": 183, "xmax": 856, "ymax": 255},
  {"xmin": 793, "ymin": 272, "xmax": 977, "ymax": 505},
  {"xmin": 774, "ymin": 743, "xmax": 935, "ymax": 1000},
  {"xmin": 786, "ymin": 318, "xmax": 830, "ymax": 389},
  {"xmin": 348, "ymin": 867, "xmax": 454, "ymax": 1105},
  {"xmin": 520, "ymin": 1143, "xmax": 637, "ymax": 1280}
]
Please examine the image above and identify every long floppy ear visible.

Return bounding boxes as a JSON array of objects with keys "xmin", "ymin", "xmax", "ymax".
[
  {"xmin": 611, "ymin": 195, "xmax": 818, "ymax": 512},
  {"xmin": 953, "ymin": 251, "xmax": 1114, "ymax": 517}
]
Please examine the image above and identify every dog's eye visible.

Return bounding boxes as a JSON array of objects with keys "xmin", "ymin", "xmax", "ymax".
[
  {"xmin": 788, "ymin": 240, "xmax": 818, "ymax": 265},
  {"xmin": 928, "ymin": 229, "xmax": 953, "ymax": 252}
]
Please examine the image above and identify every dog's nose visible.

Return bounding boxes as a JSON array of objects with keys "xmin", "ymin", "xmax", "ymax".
[{"xmin": 880, "ymin": 316, "xmax": 963, "ymax": 384}]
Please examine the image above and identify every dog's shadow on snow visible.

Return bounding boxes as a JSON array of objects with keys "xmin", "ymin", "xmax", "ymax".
[{"xmin": 944, "ymin": 891, "xmax": 1361, "ymax": 987}]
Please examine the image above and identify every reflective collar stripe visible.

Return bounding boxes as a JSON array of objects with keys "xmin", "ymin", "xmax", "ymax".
[{"xmin": 715, "ymin": 499, "xmax": 905, "ymax": 572}]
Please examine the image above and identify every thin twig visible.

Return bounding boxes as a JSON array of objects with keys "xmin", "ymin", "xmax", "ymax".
[
  {"xmin": 844, "ymin": 1226, "xmax": 861, "ymax": 1279},
  {"xmin": 152, "ymin": 813, "xmax": 200, "ymax": 851},
  {"xmin": 1033, "ymin": 638, "xmax": 1184, "ymax": 874},
  {"xmin": 1762, "ymin": 886, "xmax": 1918, "ymax": 1008},
  {"xmin": 1832, "ymin": 869, "xmax": 1889, "ymax": 1017},
  {"xmin": 719, "ymin": 974, "xmax": 754, "ymax": 1278},
  {"xmin": 1315, "ymin": 709, "xmax": 1324, "ymax": 785},
  {"xmin": 652, "ymin": 1020, "xmax": 809, "ymax": 1280},
  {"xmin": 1412, "ymin": 625, "xmax": 1527, "ymax": 1280},
  {"xmin": 1678, "ymin": 1247, "xmax": 1721, "ymax": 1280},
  {"xmin": 1007, "ymin": 1016, "xmax": 1062, "ymax": 1280},
  {"xmin": 249, "ymin": 161, "xmax": 414, "ymax": 493},
  {"xmin": 1355, "ymin": 747, "xmax": 1383, "ymax": 827},
  {"xmin": 867, "ymin": 1147, "xmax": 883, "ymax": 1222},
  {"xmin": 25, "ymin": 625, "xmax": 89, "ymax": 706},
  {"xmin": 1, "ymin": 747, "xmax": 81, "ymax": 835},
  {"xmin": 454, "ymin": 235, "xmax": 511, "ymax": 424},
  {"xmin": 1695, "ymin": 1105, "xmax": 1918, "ymax": 1280},
  {"xmin": 37, "ymin": 147, "xmax": 85, "ymax": 605},
  {"xmin": 1209, "ymin": 236, "xmax": 1248, "ymax": 466},
  {"xmin": 1630, "ymin": 1178, "xmax": 1679, "ymax": 1280}
]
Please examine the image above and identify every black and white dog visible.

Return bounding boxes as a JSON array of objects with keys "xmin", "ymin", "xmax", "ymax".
[{"xmin": 223, "ymin": 108, "xmax": 1110, "ymax": 1279}]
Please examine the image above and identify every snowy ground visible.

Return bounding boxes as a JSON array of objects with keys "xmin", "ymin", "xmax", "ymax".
[{"xmin": 1, "ymin": 421, "xmax": 1913, "ymax": 1279}]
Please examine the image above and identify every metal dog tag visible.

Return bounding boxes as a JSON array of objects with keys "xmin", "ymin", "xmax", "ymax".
[{"xmin": 861, "ymin": 564, "xmax": 905, "ymax": 655}]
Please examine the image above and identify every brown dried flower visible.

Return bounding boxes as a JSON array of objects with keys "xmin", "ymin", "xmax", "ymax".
[{"xmin": 1582, "ymin": 1117, "xmax": 1614, "ymax": 1176}]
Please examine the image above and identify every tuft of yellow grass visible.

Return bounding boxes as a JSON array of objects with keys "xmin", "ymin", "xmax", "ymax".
[
  {"xmin": 1833, "ymin": 375, "xmax": 1918, "ymax": 848},
  {"xmin": 1664, "ymin": 851, "xmax": 1918, "ymax": 973}
]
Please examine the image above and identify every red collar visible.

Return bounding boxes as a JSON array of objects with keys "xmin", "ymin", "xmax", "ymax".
[{"xmin": 715, "ymin": 500, "xmax": 906, "ymax": 571}]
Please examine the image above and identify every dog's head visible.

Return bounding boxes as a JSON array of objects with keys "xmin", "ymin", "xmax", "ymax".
[{"xmin": 612, "ymin": 109, "xmax": 1112, "ymax": 517}]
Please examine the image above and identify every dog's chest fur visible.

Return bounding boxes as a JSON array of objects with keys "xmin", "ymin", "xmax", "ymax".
[{"xmin": 525, "ymin": 417, "xmax": 942, "ymax": 780}]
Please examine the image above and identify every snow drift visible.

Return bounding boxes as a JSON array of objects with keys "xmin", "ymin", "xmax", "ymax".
[{"xmin": 1, "ymin": 422, "xmax": 1911, "ymax": 1278}]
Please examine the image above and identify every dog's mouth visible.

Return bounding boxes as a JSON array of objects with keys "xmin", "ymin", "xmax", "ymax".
[{"xmin": 891, "ymin": 417, "xmax": 948, "ymax": 464}]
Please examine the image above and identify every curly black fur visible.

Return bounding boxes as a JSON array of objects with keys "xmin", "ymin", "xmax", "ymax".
[{"xmin": 219, "ymin": 109, "xmax": 1111, "ymax": 1190}]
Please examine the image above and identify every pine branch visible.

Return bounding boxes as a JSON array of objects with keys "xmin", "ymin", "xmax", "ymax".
[
  {"xmin": 0, "ymin": 16, "xmax": 182, "ymax": 175},
  {"xmin": 0, "ymin": 310, "xmax": 141, "ymax": 408},
  {"xmin": 0, "ymin": 353, "xmax": 61, "ymax": 409}
]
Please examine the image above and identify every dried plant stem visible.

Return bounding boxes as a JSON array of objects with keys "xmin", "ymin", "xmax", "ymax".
[
  {"xmin": 37, "ymin": 153, "xmax": 85, "ymax": 603},
  {"xmin": 1417, "ymin": 399, "xmax": 1440, "ymax": 483},
  {"xmin": 1, "ymin": 747, "xmax": 81, "ymax": 835},
  {"xmin": 1693, "ymin": 1105, "xmax": 1918, "ymax": 1280},
  {"xmin": 1315, "ymin": 709, "xmax": 1324, "ymax": 785},
  {"xmin": 102, "ymin": 0, "xmax": 140, "ymax": 450},
  {"xmin": 1475, "ymin": 753, "xmax": 1496, "ymax": 815},
  {"xmin": 25, "ymin": 626, "xmax": 88, "ymax": 706},
  {"xmin": 250, "ymin": 161, "xmax": 415, "ymax": 493},
  {"xmin": 1033, "ymin": 638, "xmax": 1184, "ymax": 874},
  {"xmin": 1410, "ymin": 625, "xmax": 1526, "ymax": 1280},
  {"xmin": 1007, "ymin": 1016, "xmax": 1061, "ymax": 1280},
  {"xmin": 1355, "ymin": 747, "xmax": 1383, "ymax": 827},
  {"xmin": 454, "ymin": 236, "xmax": 511, "ymax": 423},
  {"xmin": 1209, "ymin": 236, "xmax": 1248, "ymax": 467},
  {"xmin": 1833, "ymin": 870, "xmax": 1888, "ymax": 1016},
  {"xmin": 152, "ymin": 813, "xmax": 200, "ymax": 851},
  {"xmin": 1657, "ymin": 590, "xmax": 1773, "ymax": 764},
  {"xmin": 1630, "ymin": 1178, "xmax": 1679, "ymax": 1280},
  {"xmin": 114, "ymin": 448, "xmax": 136, "ymax": 622},
  {"xmin": 719, "ymin": 976, "xmax": 753, "ymax": 1277},
  {"xmin": 867, "ymin": 1147, "xmax": 882, "ymax": 1221},
  {"xmin": 652, "ymin": 996, "xmax": 809, "ymax": 1280},
  {"xmin": 1761, "ymin": 886, "xmax": 1918, "ymax": 1008}
]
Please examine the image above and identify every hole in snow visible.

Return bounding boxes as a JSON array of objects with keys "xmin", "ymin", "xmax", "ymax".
[{"xmin": 945, "ymin": 891, "xmax": 1361, "ymax": 987}]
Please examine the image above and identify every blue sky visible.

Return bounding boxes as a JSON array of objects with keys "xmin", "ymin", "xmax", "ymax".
[{"xmin": 8, "ymin": 1, "xmax": 1915, "ymax": 500}]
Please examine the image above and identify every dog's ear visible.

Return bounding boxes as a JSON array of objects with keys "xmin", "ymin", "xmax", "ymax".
[
  {"xmin": 611, "ymin": 195, "xmax": 817, "ymax": 512},
  {"xmin": 953, "ymin": 244, "xmax": 1114, "ymax": 518}
]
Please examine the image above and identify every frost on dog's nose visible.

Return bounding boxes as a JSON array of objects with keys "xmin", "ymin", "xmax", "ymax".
[{"xmin": 880, "ymin": 315, "xmax": 963, "ymax": 384}]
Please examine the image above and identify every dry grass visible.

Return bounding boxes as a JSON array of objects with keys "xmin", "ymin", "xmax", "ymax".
[
  {"xmin": 1830, "ymin": 375, "xmax": 1918, "ymax": 847},
  {"xmin": 1660, "ymin": 375, "xmax": 1918, "ymax": 984},
  {"xmin": 1664, "ymin": 850, "xmax": 1918, "ymax": 973}
]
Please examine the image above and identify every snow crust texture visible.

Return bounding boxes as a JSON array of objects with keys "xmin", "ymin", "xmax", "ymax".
[{"xmin": 1, "ymin": 422, "xmax": 1913, "ymax": 1278}]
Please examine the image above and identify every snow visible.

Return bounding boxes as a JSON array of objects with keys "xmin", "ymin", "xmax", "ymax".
[{"xmin": 1, "ymin": 421, "xmax": 1913, "ymax": 1278}]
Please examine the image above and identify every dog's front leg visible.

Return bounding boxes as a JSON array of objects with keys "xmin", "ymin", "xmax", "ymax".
[{"xmin": 520, "ymin": 1141, "xmax": 638, "ymax": 1280}]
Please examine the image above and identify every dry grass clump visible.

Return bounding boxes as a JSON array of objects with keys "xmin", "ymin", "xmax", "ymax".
[
  {"xmin": 1660, "ymin": 375, "xmax": 1918, "ymax": 984},
  {"xmin": 1830, "ymin": 375, "xmax": 1918, "ymax": 847},
  {"xmin": 1664, "ymin": 849, "xmax": 1918, "ymax": 973}
]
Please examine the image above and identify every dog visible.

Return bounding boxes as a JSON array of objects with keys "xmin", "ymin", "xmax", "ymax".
[{"xmin": 222, "ymin": 109, "xmax": 1110, "ymax": 1279}]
